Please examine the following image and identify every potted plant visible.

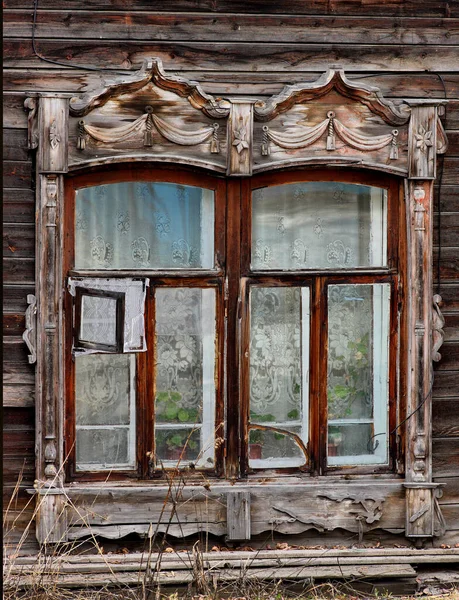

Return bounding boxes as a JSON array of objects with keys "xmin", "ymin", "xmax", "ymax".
[{"xmin": 164, "ymin": 430, "xmax": 198, "ymax": 461}]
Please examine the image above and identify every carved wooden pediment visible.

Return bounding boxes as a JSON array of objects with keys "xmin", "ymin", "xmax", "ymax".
[
  {"xmin": 254, "ymin": 69, "xmax": 411, "ymax": 125},
  {"xmin": 33, "ymin": 59, "xmax": 444, "ymax": 177},
  {"xmin": 68, "ymin": 59, "xmax": 231, "ymax": 172}
]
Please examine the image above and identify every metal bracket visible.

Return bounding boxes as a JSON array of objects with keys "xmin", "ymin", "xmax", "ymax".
[{"xmin": 23, "ymin": 294, "xmax": 37, "ymax": 364}]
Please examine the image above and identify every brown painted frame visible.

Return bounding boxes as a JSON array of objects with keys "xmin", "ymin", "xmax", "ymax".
[
  {"xmin": 64, "ymin": 165, "xmax": 227, "ymax": 481},
  {"xmin": 238, "ymin": 170, "xmax": 406, "ymax": 478}
]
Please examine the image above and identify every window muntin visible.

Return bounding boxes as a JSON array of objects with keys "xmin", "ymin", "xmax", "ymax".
[
  {"xmin": 327, "ymin": 283, "xmax": 391, "ymax": 466},
  {"xmin": 251, "ymin": 182, "xmax": 387, "ymax": 270},
  {"xmin": 75, "ymin": 182, "xmax": 215, "ymax": 270}
]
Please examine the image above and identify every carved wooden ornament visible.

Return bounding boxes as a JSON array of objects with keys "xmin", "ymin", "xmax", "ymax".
[{"xmin": 27, "ymin": 59, "xmax": 449, "ymax": 545}]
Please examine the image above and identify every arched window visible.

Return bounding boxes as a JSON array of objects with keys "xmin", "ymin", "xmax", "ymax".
[{"xmin": 64, "ymin": 167, "xmax": 403, "ymax": 479}]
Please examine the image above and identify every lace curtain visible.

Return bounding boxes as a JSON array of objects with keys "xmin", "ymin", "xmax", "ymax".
[
  {"xmin": 251, "ymin": 182, "xmax": 386, "ymax": 270},
  {"xmin": 75, "ymin": 182, "xmax": 214, "ymax": 269}
]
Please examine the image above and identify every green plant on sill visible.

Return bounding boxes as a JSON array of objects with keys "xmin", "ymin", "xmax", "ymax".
[
  {"xmin": 156, "ymin": 390, "xmax": 199, "ymax": 424},
  {"xmin": 328, "ymin": 333, "xmax": 370, "ymax": 420},
  {"xmin": 165, "ymin": 430, "xmax": 198, "ymax": 451}
]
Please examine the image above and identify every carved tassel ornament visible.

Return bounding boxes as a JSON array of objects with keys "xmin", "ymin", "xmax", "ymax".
[
  {"xmin": 77, "ymin": 105, "xmax": 219, "ymax": 153},
  {"xmin": 262, "ymin": 111, "xmax": 399, "ymax": 160}
]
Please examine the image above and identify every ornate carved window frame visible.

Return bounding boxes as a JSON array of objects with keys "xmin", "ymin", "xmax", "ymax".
[{"xmin": 25, "ymin": 60, "xmax": 447, "ymax": 544}]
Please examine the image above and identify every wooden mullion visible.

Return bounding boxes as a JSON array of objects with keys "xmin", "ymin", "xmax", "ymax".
[
  {"xmin": 225, "ymin": 178, "xmax": 242, "ymax": 479},
  {"xmin": 306, "ymin": 277, "xmax": 320, "ymax": 476}
]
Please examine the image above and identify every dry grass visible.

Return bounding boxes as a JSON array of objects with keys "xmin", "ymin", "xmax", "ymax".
[{"xmin": 4, "ymin": 465, "xmax": 459, "ymax": 600}]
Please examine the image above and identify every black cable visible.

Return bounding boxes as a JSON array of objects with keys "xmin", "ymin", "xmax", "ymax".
[
  {"xmin": 367, "ymin": 369, "xmax": 434, "ymax": 454},
  {"xmin": 32, "ymin": 0, "xmax": 132, "ymax": 74}
]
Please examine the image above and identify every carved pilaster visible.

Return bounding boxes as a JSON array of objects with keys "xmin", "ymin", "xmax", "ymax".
[
  {"xmin": 37, "ymin": 174, "xmax": 63, "ymax": 487},
  {"xmin": 405, "ymin": 176, "xmax": 437, "ymax": 539},
  {"xmin": 406, "ymin": 181, "xmax": 433, "ymax": 487},
  {"xmin": 227, "ymin": 100, "xmax": 254, "ymax": 176},
  {"xmin": 38, "ymin": 96, "xmax": 69, "ymax": 173},
  {"xmin": 408, "ymin": 104, "xmax": 437, "ymax": 179},
  {"xmin": 35, "ymin": 96, "xmax": 68, "ymax": 543}
]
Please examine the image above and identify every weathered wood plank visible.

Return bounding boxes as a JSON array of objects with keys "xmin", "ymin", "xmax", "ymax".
[
  {"xmin": 3, "ymin": 224, "xmax": 35, "ymax": 258},
  {"xmin": 433, "ymin": 438, "xmax": 459, "ymax": 477},
  {"xmin": 4, "ymin": 69, "xmax": 459, "ymax": 99},
  {"xmin": 3, "ymin": 129, "xmax": 29, "ymax": 161},
  {"xmin": 445, "ymin": 130, "xmax": 459, "ymax": 155},
  {"xmin": 444, "ymin": 314, "xmax": 459, "ymax": 343},
  {"xmin": 3, "ymin": 429, "xmax": 35, "ymax": 455},
  {"xmin": 3, "ymin": 93, "xmax": 28, "ymax": 128},
  {"xmin": 433, "ymin": 248, "xmax": 459, "ymax": 282},
  {"xmin": 3, "ymin": 258, "xmax": 35, "ymax": 284},
  {"xmin": 433, "ymin": 213, "xmax": 459, "ymax": 247},
  {"xmin": 435, "ymin": 186, "xmax": 459, "ymax": 213},
  {"xmin": 227, "ymin": 491, "xmax": 251, "ymax": 540},
  {"xmin": 3, "ymin": 191, "xmax": 35, "ymax": 224},
  {"xmin": 3, "ymin": 313, "xmax": 26, "ymax": 336},
  {"xmin": 4, "ymin": 564, "xmax": 417, "ymax": 588},
  {"xmin": 444, "ymin": 102, "xmax": 459, "ymax": 130},
  {"xmin": 433, "ymin": 399, "xmax": 459, "ymax": 437},
  {"xmin": 3, "ymin": 385, "xmax": 35, "ymax": 408},
  {"xmin": 4, "ymin": 40, "xmax": 459, "ymax": 72},
  {"xmin": 3, "ymin": 362, "xmax": 35, "ymax": 385},
  {"xmin": 5, "ymin": 12, "xmax": 459, "ymax": 45},
  {"xmin": 432, "ymin": 284, "xmax": 459, "ymax": 313},
  {"xmin": 438, "ymin": 157, "xmax": 459, "ymax": 186},
  {"xmin": 3, "ymin": 336, "xmax": 33, "ymax": 365},
  {"xmin": 433, "ymin": 476, "xmax": 459, "ymax": 504},
  {"xmin": 3, "ymin": 285, "xmax": 36, "ymax": 312},
  {"xmin": 3, "ymin": 0, "xmax": 455, "ymax": 16},
  {"xmin": 433, "ymin": 343, "xmax": 459, "ymax": 371},
  {"xmin": 3, "ymin": 161, "xmax": 32, "ymax": 189}
]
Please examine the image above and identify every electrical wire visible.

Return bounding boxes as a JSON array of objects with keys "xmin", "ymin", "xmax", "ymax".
[{"xmin": 32, "ymin": 0, "xmax": 132, "ymax": 74}]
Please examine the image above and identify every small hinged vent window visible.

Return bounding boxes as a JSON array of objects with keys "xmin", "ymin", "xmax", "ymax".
[{"xmin": 69, "ymin": 278, "xmax": 148, "ymax": 355}]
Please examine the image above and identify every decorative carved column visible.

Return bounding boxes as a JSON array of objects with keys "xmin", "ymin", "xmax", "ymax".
[
  {"xmin": 227, "ymin": 100, "xmax": 255, "ymax": 176},
  {"xmin": 34, "ymin": 96, "xmax": 69, "ymax": 543},
  {"xmin": 404, "ymin": 102, "xmax": 447, "ymax": 539}
]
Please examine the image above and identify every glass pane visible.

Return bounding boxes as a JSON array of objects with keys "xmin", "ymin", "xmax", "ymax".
[
  {"xmin": 249, "ymin": 287, "xmax": 309, "ymax": 468},
  {"xmin": 155, "ymin": 288, "xmax": 216, "ymax": 467},
  {"xmin": 252, "ymin": 182, "xmax": 387, "ymax": 270},
  {"xmin": 75, "ymin": 354, "xmax": 136, "ymax": 470},
  {"xmin": 75, "ymin": 182, "xmax": 215, "ymax": 269},
  {"xmin": 155, "ymin": 428, "xmax": 201, "ymax": 464},
  {"xmin": 327, "ymin": 283, "xmax": 390, "ymax": 465},
  {"xmin": 249, "ymin": 427, "xmax": 304, "ymax": 468},
  {"xmin": 80, "ymin": 294, "xmax": 117, "ymax": 346}
]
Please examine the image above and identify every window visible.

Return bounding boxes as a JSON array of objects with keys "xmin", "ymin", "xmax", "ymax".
[{"xmin": 64, "ymin": 167, "xmax": 402, "ymax": 480}]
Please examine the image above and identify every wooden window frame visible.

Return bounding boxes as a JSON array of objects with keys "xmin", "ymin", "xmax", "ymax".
[
  {"xmin": 64, "ymin": 166, "xmax": 227, "ymax": 481},
  {"xmin": 74, "ymin": 287, "xmax": 125, "ymax": 353},
  {"xmin": 63, "ymin": 165, "xmax": 405, "ymax": 482},
  {"xmin": 239, "ymin": 170, "xmax": 406, "ymax": 478}
]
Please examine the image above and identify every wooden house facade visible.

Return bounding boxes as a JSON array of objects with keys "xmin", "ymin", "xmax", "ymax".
[{"xmin": 4, "ymin": 0, "xmax": 459, "ymax": 579}]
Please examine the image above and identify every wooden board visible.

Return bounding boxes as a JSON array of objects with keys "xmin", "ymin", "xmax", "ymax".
[
  {"xmin": 4, "ymin": 40, "xmax": 459, "ymax": 73},
  {"xmin": 5, "ymin": 12, "xmax": 459, "ymax": 46},
  {"xmin": 3, "ymin": 0, "xmax": 455, "ymax": 16}
]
